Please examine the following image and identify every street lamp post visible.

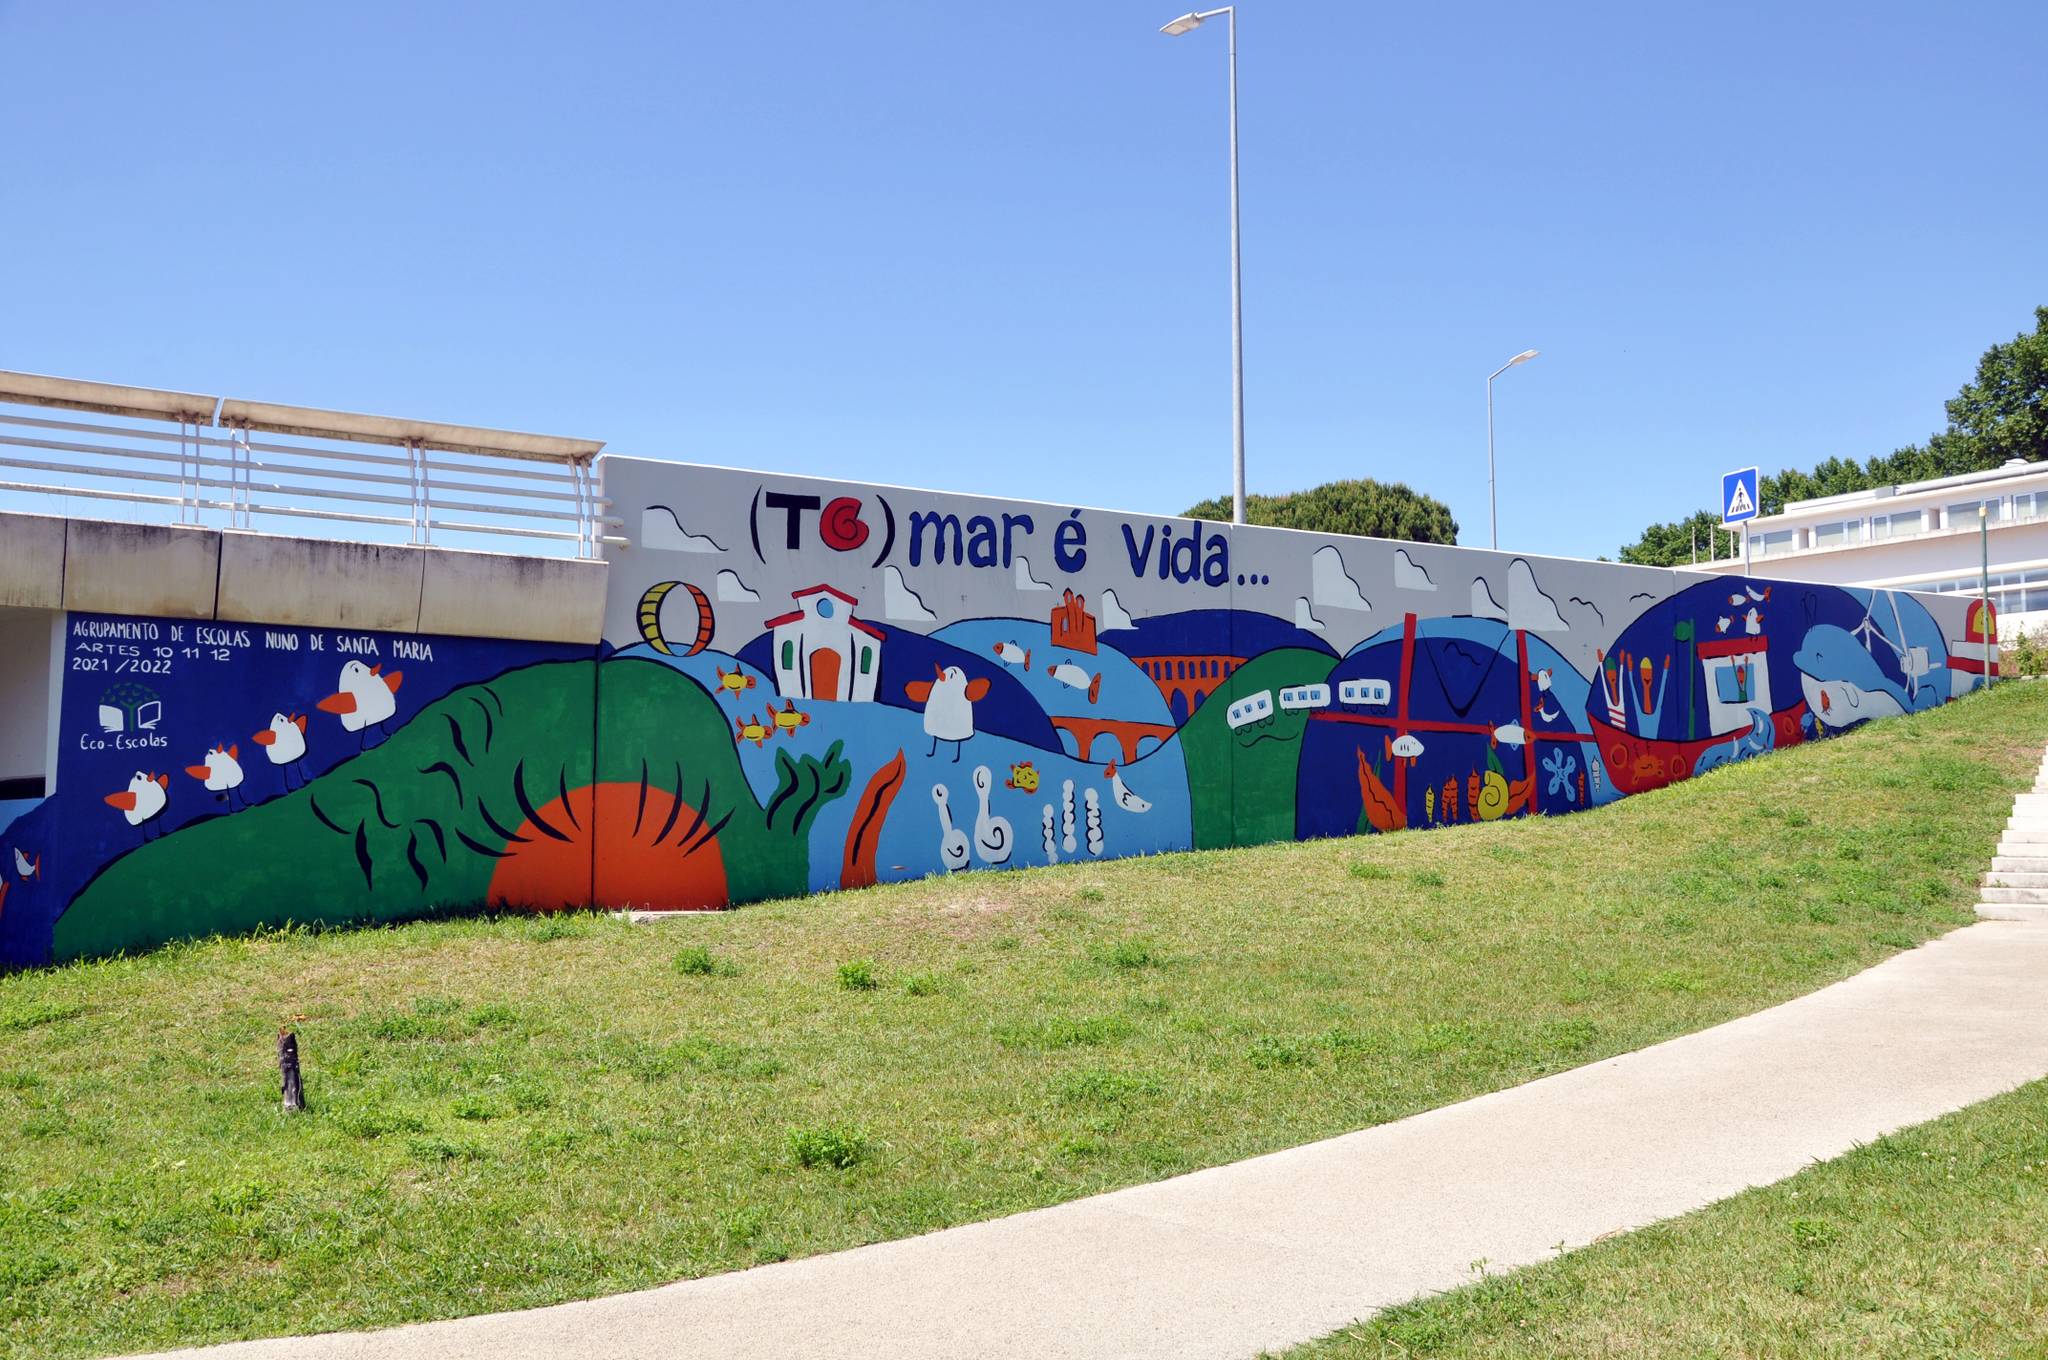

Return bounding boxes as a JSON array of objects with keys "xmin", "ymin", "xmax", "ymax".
[
  {"xmin": 1161, "ymin": 8, "xmax": 1245, "ymax": 526},
  {"xmin": 1485, "ymin": 349, "xmax": 1540, "ymax": 550}
]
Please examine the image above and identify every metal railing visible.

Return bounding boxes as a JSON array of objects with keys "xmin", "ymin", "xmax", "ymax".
[{"xmin": 0, "ymin": 371, "xmax": 616, "ymax": 558}]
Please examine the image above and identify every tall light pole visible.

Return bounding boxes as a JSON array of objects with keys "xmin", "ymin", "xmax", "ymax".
[
  {"xmin": 1485, "ymin": 349, "xmax": 1539, "ymax": 550},
  {"xmin": 1161, "ymin": 8, "xmax": 1245, "ymax": 525}
]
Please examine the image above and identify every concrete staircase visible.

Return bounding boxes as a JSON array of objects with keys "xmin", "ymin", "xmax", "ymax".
[{"xmin": 1979, "ymin": 750, "xmax": 2048, "ymax": 921}]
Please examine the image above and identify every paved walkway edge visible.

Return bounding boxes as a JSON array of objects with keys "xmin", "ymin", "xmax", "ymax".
[{"xmin": 136, "ymin": 918, "xmax": 2048, "ymax": 1360}]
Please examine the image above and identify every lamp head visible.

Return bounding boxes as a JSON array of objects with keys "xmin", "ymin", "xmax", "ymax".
[
  {"xmin": 1510, "ymin": 349, "xmax": 1540, "ymax": 366},
  {"xmin": 1161, "ymin": 12, "xmax": 1207, "ymax": 35}
]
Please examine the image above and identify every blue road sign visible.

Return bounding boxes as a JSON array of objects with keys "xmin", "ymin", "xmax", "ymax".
[{"xmin": 1721, "ymin": 466, "xmax": 1760, "ymax": 526}]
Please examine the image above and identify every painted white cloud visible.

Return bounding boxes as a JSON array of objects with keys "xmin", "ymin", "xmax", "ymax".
[
  {"xmin": 714, "ymin": 569, "xmax": 760, "ymax": 603},
  {"xmin": 1392, "ymin": 548, "xmax": 1436, "ymax": 592},
  {"xmin": 1293, "ymin": 597, "xmax": 1326, "ymax": 633},
  {"xmin": 1505, "ymin": 558, "xmax": 1568, "ymax": 632},
  {"xmin": 1471, "ymin": 576, "xmax": 1507, "ymax": 620},
  {"xmin": 1015, "ymin": 556, "xmax": 1052, "ymax": 592},
  {"xmin": 1310, "ymin": 545, "xmax": 1370, "ymax": 611},
  {"xmin": 1097, "ymin": 587, "xmax": 1135, "ymax": 631},
  {"xmin": 641, "ymin": 504, "xmax": 722, "ymax": 553},
  {"xmin": 883, "ymin": 565, "xmax": 937, "ymax": 622}
]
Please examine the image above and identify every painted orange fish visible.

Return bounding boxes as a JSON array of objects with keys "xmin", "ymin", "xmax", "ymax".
[
  {"xmin": 715, "ymin": 664, "xmax": 756, "ymax": 696},
  {"xmin": 770, "ymin": 699, "xmax": 809, "ymax": 735},
  {"xmin": 734, "ymin": 714, "xmax": 771, "ymax": 747}
]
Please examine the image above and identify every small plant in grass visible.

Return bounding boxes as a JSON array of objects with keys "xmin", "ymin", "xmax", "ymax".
[
  {"xmin": 1347, "ymin": 862, "xmax": 1392, "ymax": 881},
  {"xmin": 837, "ymin": 960, "xmax": 878, "ymax": 991},
  {"xmin": 525, "ymin": 1127, "xmax": 583, "ymax": 1154},
  {"xmin": 1807, "ymin": 904, "xmax": 1840, "ymax": 925},
  {"xmin": 1248, "ymin": 1036, "xmax": 1312, "ymax": 1069},
  {"xmin": 675, "ymin": 945, "xmax": 737, "ymax": 977},
  {"xmin": 364, "ymin": 1011, "xmax": 447, "ymax": 1042},
  {"xmin": 1411, "ymin": 869, "xmax": 1446, "ymax": 889},
  {"xmin": 406, "ymin": 1135, "xmax": 487, "ymax": 1163},
  {"xmin": 787, "ymin": 1125, "xmax": 867, "ymax": 1170},
  {"xmin": 995, "ymin": 1014, "xmax": 1134, "ymax": 1050},
  {"xmin": 1056, "ymin": 1067, "xmax": 1161, "ymax": 1106},
  {"xmin": 507, "ymin": 1080, "xmax": 555, "ymax": 1113},
  {"xmin": 720, "ymin": 1205, "xmax": 766, "ymax": 1246},
  {"xmin": 1077, "ymin": 887, "xmax": 1106, "ymax": 902},
  {"xmin": 333, "ymin": 1107, "xmax": 427, "ymax": 1139},
  {"xmin": 529, "ymin": 916, "xmax": 588, "ymax": 942},
  {"xmin": 2004, "ymin": 624, "xmax": 2046, "ymax": 677},
  {"xmin": 450, "ymin": 1096, "xmax": 498, "ymax": 1122},
  {"xmin": 1098, "ymin": 938, "xmax": 1160, "ymax": 970},
  {"xmin": 1541, "ymin": 1017, "xmax": 1599, "ymax": 1052},
  {"xmin": 902, "ymin": 971, "xmax": 942, "ymax": 997},
  {"xmin": 467, "ymin": 1003, "xmax": 518, "ymax": 1028},
  {"xmin": 1056, "ymin": 1135, "xmax": 1108, "ymax": 1160},
  {"xmin": 0, "ymin": 1000, "xmax": 84, "ymax": 1031},
  {"xmin": 208, "ymin": 1181, "xmax": 269, "ymax": 1216},
  {"xmin": 1790, "ymin": 1217, "xmax": 1838, "ymax": 1250}
]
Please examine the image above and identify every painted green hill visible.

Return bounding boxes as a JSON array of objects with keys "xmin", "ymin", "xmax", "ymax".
[
  {"xmin": 53, "ymin": 658, "xmax": 841, "ymax": 960},
  {"xmin": 1179, "ymin": 647, "xmax": 1341, "ymax": 849}
]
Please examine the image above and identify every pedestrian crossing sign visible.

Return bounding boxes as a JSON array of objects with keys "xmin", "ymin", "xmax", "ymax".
[{"xmin": 1721, "ymin": 466, "xmax": 1760, "ymax": 526}]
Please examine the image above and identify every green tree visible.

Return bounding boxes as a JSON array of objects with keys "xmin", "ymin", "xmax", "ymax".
[
  {"xmin": 1618, "ymin": 306, "xmax": 2048, "ymax": 565},
  {"xmin": 1184, "ymin": 478, "xmax": 1458, "ymax": 544}
]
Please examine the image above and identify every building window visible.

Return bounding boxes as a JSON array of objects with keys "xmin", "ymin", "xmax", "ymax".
[
  {"xmin": 781, "ymin": 640, "xmax": 795, "ymax": 670},
  {"xmin": 1948, "ymin": 499, "xmax": 2001, "ymax": 529},
  {"xmin": 859, "ymin": 645, "xmax": 872, "ymax": 675},
  {"xmin": 1752, "ymin": 529, "xmax": 1795, "ymax": 558},
  {"xmin": 2014, "ymin": 492, "xmax": 2044, "ymax": 522},
  {"xmin": 1870, "ymin": 510, "xmax": 1923, "ymax": 540},
  {"xmin": 1811, "ymin": 519, "xmax": 1857, "ymax": 549}
]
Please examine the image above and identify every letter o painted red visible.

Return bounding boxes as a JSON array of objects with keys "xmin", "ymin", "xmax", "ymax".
[{"xmin": 821, "ymin": 496, "xmax": 870, "ymax": 551}]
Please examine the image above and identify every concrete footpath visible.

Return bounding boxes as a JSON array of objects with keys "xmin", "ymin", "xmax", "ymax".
[{"xmin": 140, "ymin": 919, "xmax": 2048, "ymax": 1360}]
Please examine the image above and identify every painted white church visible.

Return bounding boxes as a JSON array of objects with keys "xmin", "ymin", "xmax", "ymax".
[{"xmin": 762, "ymin": 585, "xmax": 884, "ymax": 702}]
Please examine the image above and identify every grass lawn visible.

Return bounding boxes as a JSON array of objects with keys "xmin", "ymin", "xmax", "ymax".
[
  {"xmin": 3, "ymin": 682, "xmax": 2043, "ymax": 1358},
  {"xmin": 1279, "ymin": 1075, "xmax": 2048, "ymax": 1360}
]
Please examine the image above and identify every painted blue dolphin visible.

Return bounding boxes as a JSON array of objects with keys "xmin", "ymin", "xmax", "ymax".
[{"xmin": 1792, "ymin": 624, "xmax": 1919, "ymax": 729}]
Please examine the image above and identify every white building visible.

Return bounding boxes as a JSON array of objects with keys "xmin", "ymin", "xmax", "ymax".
[
  {"xmin": 1699, "ymin": 458, "xmax": 2048, "ymax": 635},
  {"xmin": 763, "ymin": 585, "xmax": 884, "ymax": 702}
]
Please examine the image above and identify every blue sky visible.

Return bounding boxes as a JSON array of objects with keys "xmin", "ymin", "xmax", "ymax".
[{"xmin": 3, "ymin": 1, "xmax": 2042, "ymax": 561}]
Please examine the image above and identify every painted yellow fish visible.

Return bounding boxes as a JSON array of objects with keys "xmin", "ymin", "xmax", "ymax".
[
  {"xmin": 715, "ymin": 664, "xmax": 755, "ymax": 696},
  {"xmin": 734, "ymin": 714, "xmax": 771, "ymax": 747}
]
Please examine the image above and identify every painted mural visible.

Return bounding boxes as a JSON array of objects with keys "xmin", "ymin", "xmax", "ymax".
[
  {"xmin": 588, "ymin": 459, "xmax": 1996, "ymax": 907},
  {"xmin": 0, "ymin": 616, "xmax": 595, "ymax": 966},
  {"xmin": 0, "ymin": 460, "xmax": 2000, "ymax": 965}
]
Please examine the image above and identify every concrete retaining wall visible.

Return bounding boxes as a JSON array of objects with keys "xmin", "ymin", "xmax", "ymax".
[{"xmin": 0, "ymin": 512, "xmax": 606, "ymax": 644}]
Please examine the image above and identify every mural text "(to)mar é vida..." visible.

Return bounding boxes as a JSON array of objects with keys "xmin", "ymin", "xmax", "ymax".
[{"xmin": 752, "ymin": 489, "xmax": 1240, "ymax": 587}]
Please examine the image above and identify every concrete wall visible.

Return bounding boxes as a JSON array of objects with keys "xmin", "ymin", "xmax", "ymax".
[
  {"xmin": 0, "ymin": 512, "xmax": 608, "ymax": 644},
  {"xmin": 0, "ymin": 463, "xmax": 1993, "ymax": 965},
  {"xmin": 0, "ymin": 608, "xmax": 55, "ymax": 788}
]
